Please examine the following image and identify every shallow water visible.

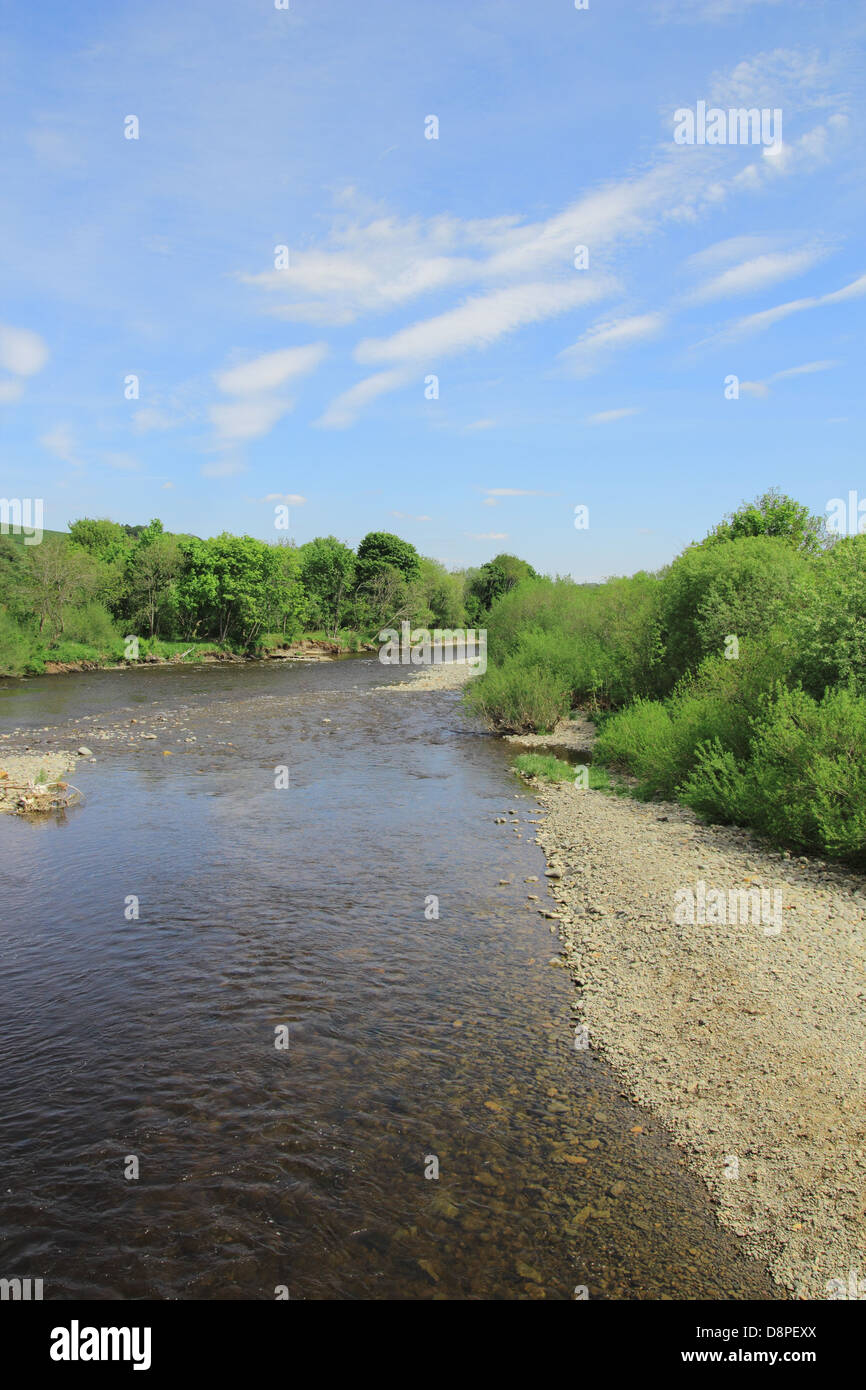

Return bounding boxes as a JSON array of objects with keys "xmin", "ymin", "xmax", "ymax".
[{"xmin": 0, "ymin": 658, "xmax": 778, "ymax": 1299}]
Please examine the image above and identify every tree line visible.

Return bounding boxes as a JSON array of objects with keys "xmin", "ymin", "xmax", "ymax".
[{"xmin": 0, "ymin": 517, "xmax": 537, "ymax": 673}]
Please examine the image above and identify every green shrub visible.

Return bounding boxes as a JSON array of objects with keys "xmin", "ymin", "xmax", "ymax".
[
  {"xmin": 468, "ymin": 571, "xmax": 661, "ymax": 729},
  {"xmin": 656, "ymin": 537, "xmax": 812, "ymax": 691},
  {"xmin": 60, "ymin": 600, "xmax": 121, "ymax": 650},
  {"xmin": 464, "ymin": 655, "xmax": 571, "ymax": 732},
  {"xmin": 789, "ymin": 535, "xmax": 866, "ymax": 696},
  {"xmin": 681, "ymin": 685, "xmax": 866, "ymax": 865},
  {"xmin": 0, "ymin": 607, "xmax": 41, "ymax": 675}
]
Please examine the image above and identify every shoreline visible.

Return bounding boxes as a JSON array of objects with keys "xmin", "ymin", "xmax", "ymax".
[
  {"xmin": 2, "ymin": 637, "xmax": 368, "ymax": 680},
  {"xmin": 390, "ymin": 673, "xmax": 866, "ymax": 1298},
  {"xmin": 523, "ymin": 778, "xmax": 866, "ymax": 1300}
]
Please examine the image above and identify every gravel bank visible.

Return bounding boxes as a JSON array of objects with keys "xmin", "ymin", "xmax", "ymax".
[
  {"xmin": 374, "ymin": 661, "xmax": 482, "ymax": 692},
  {"xmin": 504, "ymin": 714, "xmax": 596, "ymax": 755},
  {"xmin": 523, "ymin": 780, "xmax": 866, "ymax": 1299},
  {"xmin": 0, "ymin": 750, "xmax": 78, "ymax": 813}
]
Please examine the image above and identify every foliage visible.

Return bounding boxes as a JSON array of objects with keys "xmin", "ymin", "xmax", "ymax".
[{"xmin": 703, "ymin": 488, "xmax": 829, "ymax": 554}]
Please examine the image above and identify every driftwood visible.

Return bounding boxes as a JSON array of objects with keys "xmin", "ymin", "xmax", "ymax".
[{"xmin": 1, "ymin": 781, "xmax": 84, "ymax": 814}]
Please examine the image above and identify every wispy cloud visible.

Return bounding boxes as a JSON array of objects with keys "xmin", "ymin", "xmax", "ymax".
[
  {"xmin": 216, "ymin": 343, "xmax": 328, "ymax": 395},
  {"xmin": 586, "ymin": 407, "xmax": 641, "ymax": 424},
  {"xmin": 739, "ymin": 359, "xmax": 837, "ymax": 397},
  {"xmin": 315, "ymin": 367, "xmax": 415, "ymax": 430},
  {"xmin": 708, "ymin": 271, "xmax": 866, "ymax": 343},
  {"xmin": 210, "ymin": 397, "xmax": 292, "ymax": 442},
  {"xmin": 201, "ymin": 456, "xmax": 247, "ymax": 479},
  {"xmin": 687, "ymin": 248, "xmax": 826, "ymax": 304},
  {"xmin": 355, "ymin": 279, "xmax": 613, "ymax": 367},
  {"xmin": 0, "ymin": 322, "xmax": 48, "ymax": 376},
  {"xmin": 0, "ymin": 322, "xmax": 48, "ymax": 404},
  {"xmin": 209, "ymin": 342, "xmax": 327, "ymax": 446},
  {"xmin": 40, "ymin": 424, "xmax": 81, "ymax": 466},
  {"xmin": 560, "ymin": 313, "xmax": 664, "ymax": 377}
]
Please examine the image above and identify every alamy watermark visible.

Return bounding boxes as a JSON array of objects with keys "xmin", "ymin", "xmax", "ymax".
[
  {"xmin": 674, "ymin": 880, "xmax": 782, "ymax": 936},
  {"xmin": 379, "ymin": 621, "xmax": 487, "ymax": 673},
  {"xmin": 0, "ymin": 1276, "xmax": 43, "ymax": 1300},
  {"xmin": 826, "ymin": 491, "xmax": 866, "ymax": 536},
  {"xmin": 0, "ymin": 496, "xmax": 43, "ymax": 545},
  {"xmin": 674, "ymin": 101, "xmax": 782, "ymax": 153}
]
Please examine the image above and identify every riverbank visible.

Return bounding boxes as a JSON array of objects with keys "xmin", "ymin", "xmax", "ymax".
[
  {"xmin": 374, "ymin": 660, "xmax": 483, "ymax": 692},
  {"xmin": 32, "ymin": 637, "xmax": 355, "ymax": 677},
  {"xmin": 519, "ymin": 777, "xmax": 866, "ymax": 1300}
]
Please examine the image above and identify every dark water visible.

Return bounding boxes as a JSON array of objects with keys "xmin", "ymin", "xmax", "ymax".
[{"xmin": 0, "ymin": 658, "xmax": 778, "ymax": 1299}]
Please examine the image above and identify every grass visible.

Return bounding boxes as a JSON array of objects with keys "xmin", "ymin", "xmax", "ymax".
[{"xmin": 512, "ymin": 752, "xmax": 616, "ymax": 791}]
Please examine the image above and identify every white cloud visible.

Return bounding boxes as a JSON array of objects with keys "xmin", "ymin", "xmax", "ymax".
[
  {"xmin": 356, "ymin": 279, "xmax": 612, "ymax": 367},
  {"xmin": 133, "ymin": 407, "xmax": 183, "ymax": 432},
  {"xmin": 0, "ymin": 323, "xmax": 49, "ymax": 377},
  {"xmin": 210, "ymin": 397, "xmax": 292, "ymax": 441},
  {"xmin": 40, "ymin": 425, "xmax": 81, "ymax": 466},
  {"xmin": 688, "ymin": 248, "xmax": 825, "ymax": 304},
  {"xmin": 201, "ymin": 457, "xmax": 247, "ymax": 478},
  {"xmin": 216, "ymin": 343, "xmax": 328, "ymax": 395},
  {"xmin": 391, "ymin": 510, "xmax": 432, "ymax": 521},
  {"xmin": 711, "ymin": 271, "xmax": 866, "ymax": 342},
  {"xmin": 208, "ymin": 343, "xmax": 327, "ymax": 448},
  {"xmin": 240, "ymin": 48, "xmax": 852, "ymax": 429},
  {"xmin": 586, "ymin": 407, "xmax": 641, "ymax": 424},
  {"xmin": 739, "ymin": 359, "xmax": 837, "ymax": 397},
  {"xmin": 686, "ymin": 235, "xmax": 780, "ymax": 270},
  {"xmin": 708, "ymin": 48, "xmax": 843, "ymax": 113},
  {"xmin": 0, "ymin": 380, "xmax": 25, "ymax": 403},
  {"xmin": 560, "ymin": 313, "xmax": 664, "ymax": 377},
  {"xmin": 467, "ymin": 532, "xmax": 508, "ymax": 541},
  {"xmin": 315, "ymin": 367, "xmax": 415, "ymax": 429},
  {"xmin": 260, "ymin": 493, "xmax": 306, "ymax": 505}
]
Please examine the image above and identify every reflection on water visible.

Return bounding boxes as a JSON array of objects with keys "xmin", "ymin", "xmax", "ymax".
[{"xmin": 0, "ymin": 659, "xmax": 778, "ymax": 1298}]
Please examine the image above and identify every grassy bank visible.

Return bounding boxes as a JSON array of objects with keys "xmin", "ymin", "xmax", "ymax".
[{"xmin": 468, "ymin": 492, "xmax": 866, "ymax": 869}]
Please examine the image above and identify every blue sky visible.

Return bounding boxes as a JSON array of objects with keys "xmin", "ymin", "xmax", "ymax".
[{"xmin": 1, "ymin": 0, "xmax": 863, "ymax": 579}]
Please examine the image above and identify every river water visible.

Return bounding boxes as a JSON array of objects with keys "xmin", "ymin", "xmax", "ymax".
[{"xmin": 0, "ymin": 657, "xmax": 777, "ymax": 1299}]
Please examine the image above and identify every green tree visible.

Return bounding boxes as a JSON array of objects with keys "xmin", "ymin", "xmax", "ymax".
[
  {"xmin": 299, "ymin": 536, "xmax": 356, "ymax": 637},
  {"xmin": 127, "ymin": 531, "xmax": 183, "ymax": 637},
  {"xmin": 657, "ymin": 536, "xmax": 812, "ymax": 690},
  {"xmin": 467, "ymin": 553, "xmax": 538, "ymax": 613},
  {"xmin": 268, "ymin": 542, "xmax": 310, "ymax": 639},
  {"xmin": 704, "ymin": 489, "xmax": 828, "ymax": 553},
  {"xmin": 176, "ymin": 534, "xmax": 279, "ymax": 646},
  {"xmin": 355, "ymin": 531, "xmax": 421, "ymax": 587},
  {"xmin": 24, "ymin": 535, "xmax": 101, "ymax": 637}
]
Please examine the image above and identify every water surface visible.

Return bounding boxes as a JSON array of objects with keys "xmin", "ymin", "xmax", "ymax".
[{"xmin": 0, "ymin": 658, "xmax": 778, "ymax": 1299}]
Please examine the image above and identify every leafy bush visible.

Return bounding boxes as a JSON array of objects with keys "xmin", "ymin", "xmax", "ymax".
[
  {"xmin": 789, "ymin": 535, "xmax": 866, "ymax": 696},
  {"xmin": 681, "ymin": 685, "xmax": 866, "ymax": 865},
  {"xmin": 656, "ymin": 536, "xmax": 812, "ymax": 691},
  {"xmin": 60, "ymin": 601, "xmax": 121, "ymax": 649},
  {"xmin": 464, "ymin": 655, "xmax": 571, "ymax": 732},
  {"xmin": 0, "ymin": 607, "xmax": 41, "ymax": 675}
]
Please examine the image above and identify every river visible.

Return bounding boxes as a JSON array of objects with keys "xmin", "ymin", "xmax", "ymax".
[{"xmin": 0, "ymin": 657, "xmax": 777, "ymax": 1299}]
